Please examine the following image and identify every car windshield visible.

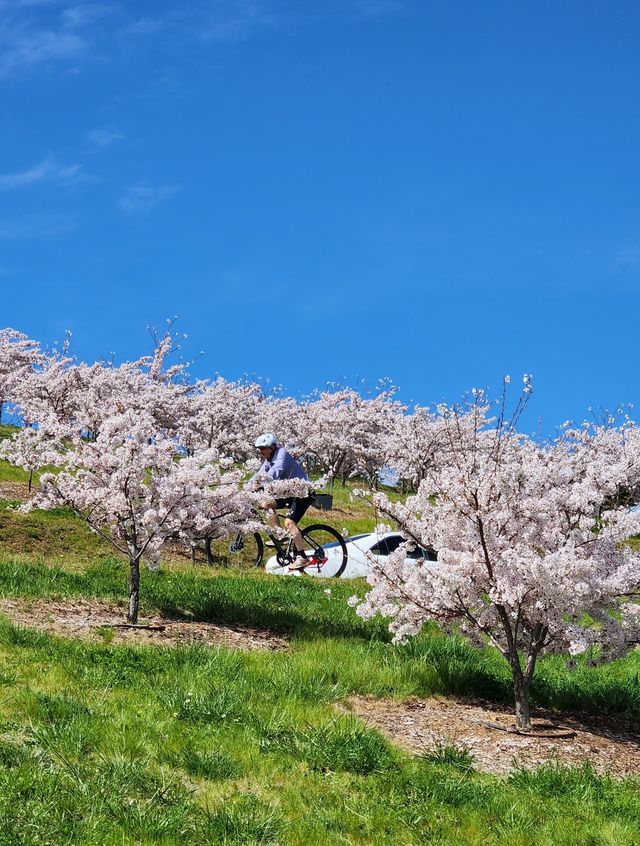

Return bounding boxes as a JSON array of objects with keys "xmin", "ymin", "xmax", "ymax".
[{"xmin": 370, "ymin": 535, "xmax": 436, "ymax": 560}]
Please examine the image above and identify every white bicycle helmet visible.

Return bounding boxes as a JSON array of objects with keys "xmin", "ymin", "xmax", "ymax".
[{"xmin": 255, "ymin": 432, "xmax": 277, "ymax": 448}]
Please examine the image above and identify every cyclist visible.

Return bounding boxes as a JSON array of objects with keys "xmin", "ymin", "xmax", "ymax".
[{"xmin": 252, "ymin": 433, "xmax": 314, "ymax": 570}]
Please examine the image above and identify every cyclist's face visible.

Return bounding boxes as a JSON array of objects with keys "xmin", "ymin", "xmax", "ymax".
[{"xmin": 257, "ymin": 445, "xmax": 274, "ymax": 460}]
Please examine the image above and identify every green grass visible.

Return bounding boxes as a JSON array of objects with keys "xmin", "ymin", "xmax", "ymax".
[
  {"xmin": 0, "ymin": 569, "xmax": 639, "ymax": 846},
  {"xmin": 0, "ymin": 615, "xmax": 639, "ymax": 845},
  {"xmin": 0, "ymin": 554, "xmax": 639, "ymax": 715}
]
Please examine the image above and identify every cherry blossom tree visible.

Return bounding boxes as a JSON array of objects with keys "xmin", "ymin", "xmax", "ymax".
[
  {"xmin": 278, "ymin": 388, "xmax": 405, "ymax": 487},
  {"xmin": 17, "ymin": 333, "xmax": 189, "ymax": 435},
  {"xmin": 383, "ymin": 404, "xmax": 446, "ymax": 492},
  {"xmin": 353, "ymin": 382, "xmax": 640, "ymax": 730},
  {"xmin": 0, "ymin": 422, "xmax": 59, "ymax": 491},
  {"xmin": 180, "ymin": 377, "xmax": 263, "ymax": 462},
  {"xmin": 5, "ymin": 411, "xmax": 251, "ymax": 623},
  {"xmin": 0, "ymin": 329, "xmax": 42, "ymax": 424}
]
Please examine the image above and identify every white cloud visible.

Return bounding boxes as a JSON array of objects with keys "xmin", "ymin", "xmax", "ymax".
[
  {"xmin": 118, "ymin": 182, "xmax": 179, "ymax": 214},
  {"xmin": 197, "ymin": 3, "xmax": 283, "ymax": 43},
  {"xmin": 0, "ymin": 1, "xmax": 403, "ymax": 78},
  {"xmin": 351, "ymin": 0, "xmax": 404, "ymax": 18},
  {"xmin": 125, "ymin": 16, "xmax": 168, "ymax": 37},
  {"xmin": 122, "ymin": 3, "xmax": 282, "ymax": 45},
  {"xmin": 0, "ymin": 156, "xmax": 85, "ymax": 190}
]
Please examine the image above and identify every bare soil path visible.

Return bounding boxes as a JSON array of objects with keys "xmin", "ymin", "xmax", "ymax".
[
  {"xmin": 0, "ymin": 481, "xmax": 31, "ymax": 502},
  {"xmin": 345, "ymin": 695, "xmax": 640, "ymax": 778},
  {"xmin": 0, "ymin": 596, "xmax": 289, "ymax": 651}
]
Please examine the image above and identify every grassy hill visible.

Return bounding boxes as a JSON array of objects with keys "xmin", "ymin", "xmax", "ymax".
[{"xmin": 1, "ymin": 439, "xmax": 640, "ymax": 844}]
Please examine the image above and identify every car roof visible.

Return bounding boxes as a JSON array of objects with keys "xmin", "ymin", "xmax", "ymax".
[{"xmin": 345, "ymin": 531, "xmax": 403, "ymax": 544}]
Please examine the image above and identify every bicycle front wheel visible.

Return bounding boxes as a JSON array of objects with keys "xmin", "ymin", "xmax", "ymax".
[
  {"xmin": 252, "ymin": 532, "xmax": 264, "ymax": 567},
  {"xmin": 228, "ymin": 532, "xmax": 264, "ymax": 568},
  {"xmin": 301, "ymin": 524, "xmax": 348, "ymax": 578}
]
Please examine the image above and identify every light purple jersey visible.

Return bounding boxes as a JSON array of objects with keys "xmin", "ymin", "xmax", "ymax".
[{"xmin": 253, "ymin": 446, "xmax": 309, "ymax": 482}]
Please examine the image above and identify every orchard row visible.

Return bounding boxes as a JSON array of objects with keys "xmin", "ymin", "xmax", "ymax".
[{"xmin": 2, "ymin": 327, "xmax": 640, "ymax": 728}]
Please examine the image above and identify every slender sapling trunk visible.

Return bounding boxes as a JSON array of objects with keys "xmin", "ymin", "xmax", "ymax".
[{"xmin": 128, "ymin": 556, "xmax": 140, "ymax": 624}]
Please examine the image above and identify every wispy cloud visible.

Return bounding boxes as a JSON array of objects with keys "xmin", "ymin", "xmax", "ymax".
[
  {"xmin": 198, "ymin": 3, "xmax": 284, "ymax": 43},
  {"xmin": 88, "ymin": 126, "xmax": 125, "ymax": 150},
  {"xmin": 0, "ymin": 1, "xmax": 403, "ymax": 78},
  {"xmin": 0, "ymin": 1, "xmax": 115, "ymax": 77},
  {"xmin": 0, "ymin": 156, "xmax": 85, "ymax": 190},
  {"xmin": 0, "ymin": 30, "xmax": 85, "ymax": 76},
  {"xmin": 125, "ymin": 16, "xmax": 169, "ymax": 37},
  {"xmin": 123, "ymin": 3, "xmax": 283, "ymax": 45},
  {"xmin": 61, "ymin": 3, "xmax": 111, "ymax": 30},
  {"xmin": 9, "ymin": 1, "xmax": 59, "ymax": 8},
  {"xmin": 118, "ymin": 182, "xmax": 179, "ymax": 214},
  {"xmin": 123, "ymin": 0, "xmax": 401, "ymax": 48},
  {"xmin": 0, "ymin": 212, "xmax": 77, "ymax": 240}
]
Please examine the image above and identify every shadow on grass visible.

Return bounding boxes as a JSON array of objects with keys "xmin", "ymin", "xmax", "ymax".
[
  {"xmin": 1, "ymin": 558, "xmax": 640, "ymax": 719},
  {"xmin": 400, "ymin": 632, "xmax": 640, "ymax": 719},
  {"xmin": 0, "ymin": 557, "xmax": 390, "ymax": 643},
  {"xmin": 143, "ymin": 569, "xmax": 392, "ymax": 643}
]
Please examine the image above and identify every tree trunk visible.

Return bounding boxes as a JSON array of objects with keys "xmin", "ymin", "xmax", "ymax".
[
  {"xmin": 128, "ymin": 557, "xmax": 140, "ymax": 624},
  {"xmin": 513, "ymin": 672, "xmax": 532, "ymax": 729},
  {"xmin": 512, "ymin": 630, "xmax": 545, "ymax": 731},
  {"xmin": 205, "ymin": 538, "xmax": 214, "ymax": 565}
]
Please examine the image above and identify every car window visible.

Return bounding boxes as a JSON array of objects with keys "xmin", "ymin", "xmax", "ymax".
[
  {"xmin": 369, "ymin": 535, "xmax": 438, "ymax": 561},
  {"xmin": 369, "ymin": 536, "xmax": 404, "ymax": 556},
  {"xmin": 406, "ymin": 545, "xmax": 437, "ymax": 561},
  {"xmin": 370, "ymin": 535, "xmax": 438, "ymax": 561}
]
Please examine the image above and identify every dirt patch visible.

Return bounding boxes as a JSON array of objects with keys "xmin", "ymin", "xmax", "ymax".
[
  {"xmin": 0, "ymin": 597, "xmax": 289, "ymax": 652},
  {"xmin": 345, "ymin": 696, "xmax": 640, "ymax": 778},
  {"xmin": 0, "ymin": 482, "xmax": 32, "ymax": 503},
  {"xmin": 327, "ymin": 505, "xmax": 365, "ymax": 522}
]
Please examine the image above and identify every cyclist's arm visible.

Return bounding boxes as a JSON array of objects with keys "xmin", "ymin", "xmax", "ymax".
[{"xmin": 249, "ymin": 460, "xmax": 268, "ymax": 484}]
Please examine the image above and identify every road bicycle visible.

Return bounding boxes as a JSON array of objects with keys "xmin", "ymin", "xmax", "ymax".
[{"xmin": 228, "ymin": 508, "xmax": 349, "ymax": 578}]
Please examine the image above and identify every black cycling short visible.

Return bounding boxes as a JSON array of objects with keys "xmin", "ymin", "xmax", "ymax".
[{"xmin": 274, "ymin": 495, "xmax": 314, "ymax": 523}]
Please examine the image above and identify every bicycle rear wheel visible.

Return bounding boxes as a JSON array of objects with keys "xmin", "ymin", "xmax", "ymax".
[{"xmin": 300, "ymin": 524, "xmax": 348, "ymax": 578}]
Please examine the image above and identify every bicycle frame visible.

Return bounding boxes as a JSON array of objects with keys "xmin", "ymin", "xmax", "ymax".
[
  {"xmin": 230, "ymin": 508, "xmax": 349, "ymax": 576},
  {"xmin": 264, "ymin": 529, "xmax": 298, "ymax": 567},
  {"xmin": 230, "ymin": 527, "xmax": 317, "ymax": 568}
]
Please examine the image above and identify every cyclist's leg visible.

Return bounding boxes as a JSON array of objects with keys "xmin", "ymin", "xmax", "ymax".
[
  {"xmin": 284, "ymin": 496, "xmax": 315, "ymax": 567},
  {"xmin": 259, "ymin": 497, "xmax": 287, "ymax": 531}
]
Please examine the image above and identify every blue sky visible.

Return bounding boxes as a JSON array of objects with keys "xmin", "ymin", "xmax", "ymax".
[{"xmin": 1, "ymin": 0, "xmax": 639, "ymax": 432}]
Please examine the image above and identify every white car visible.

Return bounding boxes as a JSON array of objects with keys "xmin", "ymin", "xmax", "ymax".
[{"xmin": 265, "ymin": 531, "xmax": 437, "ymax": 579}]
